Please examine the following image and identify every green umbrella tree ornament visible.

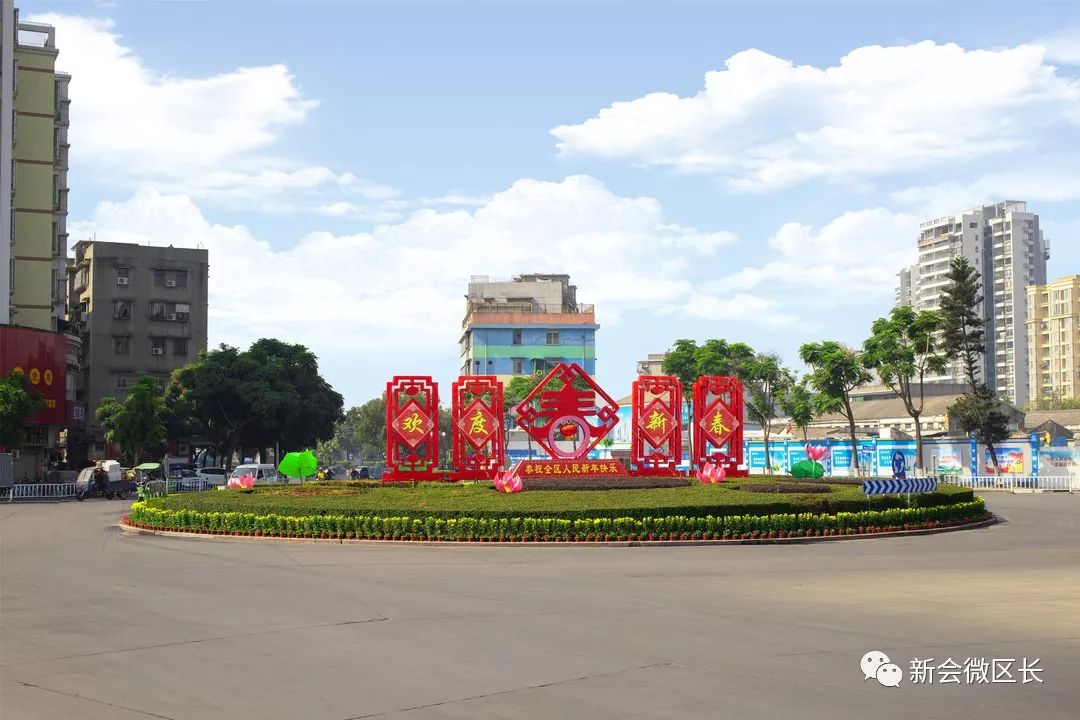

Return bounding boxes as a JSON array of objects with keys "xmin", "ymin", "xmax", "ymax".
[{"xmin": 278, "ymin": 450, "xmax": 318, "ymax": 480}]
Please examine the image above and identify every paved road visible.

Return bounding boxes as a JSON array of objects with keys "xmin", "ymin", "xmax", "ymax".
[{"xmin": 2, "ymin": 494, "xmax": 1078, "ymax": 720}]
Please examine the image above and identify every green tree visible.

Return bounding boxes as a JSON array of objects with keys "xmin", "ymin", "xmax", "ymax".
[
  {"xmin": 1028, "ymin": 395, "xmax": 1080, "ymax": 411},
  {"xmin": 346, "ymin": 396, "xmax": 388, "ymax": 460},
  {"xmin": 949, "ymin": 386, "xmax": 1010, "ymax": 472},
  {"xmin": 940, "ymin": 256, "xmax": 986, "ymax": 391},
  {"xmin": 862, "ymin": 307, "xmax": 948, "ymax": 472},
  {"xmin": 799, "ymin": 341, "xmax": 871, "ymax": 471},
  {"xmin": 661, "ymin": 340, "xmax": 701, "ymax": 460},
  {"xmin": 779, "ymin": 376, "xmax": 815, "ymax": 443},
  {"xmin": 0, "ymin": 372, "xmax": 46, "ymax": 450},
  {"xmin": 96, "ymin": 376, "xmax": 166, "ymax": 465},
  {"xmin": 740, "ymin": 353, "xmax": 790, "ymax": 473}
]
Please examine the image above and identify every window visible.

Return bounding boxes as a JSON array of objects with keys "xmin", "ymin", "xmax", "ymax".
[
  {"xmin": 173, "ymin": 271, "xmax": 188, "ymax": 289},
  {"xmin": 512, "ymin": 329, "xmax": 522, "ymax": 346},
  {"xmin": 113, "ymin": 300, "xmax": 132, "ymax": 320},
  {"xmin": 154, "ymin": 269, "xmax": 188, "ymax": 288},
  {"xmin": 117, "ymin": 267, "xmax": 129, "ymax": 281},
  {"xmin": 151, "ymin": 337, "xmax": 166, "ymax": 355},
  {"xmin": 116, "ymin": 375, "xmax": 129, "ymax": 390},
  {"xmin": 150, "ymin": 302, "xmax": 166, "ymax": 320},
  {"xmin": 154, "ymin": 269, "xmax": 167, "ymax": 286},
  {"xmin": 174, "ymin": 338, "xmax": 188, "ymax": 357},
  {"xmin": 546, "ymin": 330, "xmax": 559, "ymax": 346},
  {"xmin": 512, "ymin": 358, "xmax": 524, "ymax": 374},
  {"xmin": 113, "ymin": 336, "xmax": 130, "ymax": 355}
]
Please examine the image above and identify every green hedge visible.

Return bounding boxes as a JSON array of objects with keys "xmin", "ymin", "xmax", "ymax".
[
  {"xmin": 127, "ymin": 498, "xmax": 987, "ymax": 542},
  {"xmin": 143, "ymin": 482, "xmax": 974, "ymax": 521}
]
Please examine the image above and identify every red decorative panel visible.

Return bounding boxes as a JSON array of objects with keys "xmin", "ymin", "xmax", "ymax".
[
  {"xmin": 514, "ymin": 363, "xmax": 619, "ymax": 460},
  {"xmin": 450, "ymin": 376, "xmax": 504, "ymax": 480},
  {"xmin": 630, "ymin": 375, "xmax": 683, "ymax": 475},
  {"xmin": 692, "ymin": 376, "xmax": 746, "ymax": 478},
  {"xmin": 384, "ymin": 376, "xmax": 440, "ymax": 481}
]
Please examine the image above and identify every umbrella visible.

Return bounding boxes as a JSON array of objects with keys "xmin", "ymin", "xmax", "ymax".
[
  {"xmin": 135, "ymin": 462, "xmax": 161, "ymax": 471},
  {"xmin": 278, "ymin": 451, "xmax": 318, "ymax": 480}
]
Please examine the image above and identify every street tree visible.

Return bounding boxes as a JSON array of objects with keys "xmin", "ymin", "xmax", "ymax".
[
  {"xmin": 740, "ymin": 353, "xmax": 791, "ymax": 473},
  {"xmin": 940, "ymin": 256, "xmax": 986, "ymax": 391},
  {"xmin": 0, "ymin": 372, "xmax": 45, "ymax": 450},
  {"xmin": 949, "ymin": 385, "xmax": 1010, "ymax": 472},
  {"xmin": 96, "ymin": 376, "xmax": 166, "ymax": 465},
  {"xmin": 779, "ymin": 376, "xmax": 815, "ymax": 443},
  {"xmin": 862, "ymin": 307, "xmax": 948, "ymax": 471},
  {"xmin": 799, "ymin": 341, "xmax": 871, "ymax": 471}
]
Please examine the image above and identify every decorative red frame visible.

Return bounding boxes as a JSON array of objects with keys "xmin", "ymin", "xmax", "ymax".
[
  {"xmin": 450, "ymin": 376, "xmax": 504, "ymax": 480},
  {"xmin": 630, "ymin": 375, "xmax": 683, "ymax": 475},
  {"xmin": 514, "ymin": 362, "xmax": 620, "ymax": 460},
  {"xmin": 384, "ymin": 376, "xmax": 440, "ymax": 481},
  {"xmin": 692, "ymin": 376, "xmax": 746, "ymax": 477}
]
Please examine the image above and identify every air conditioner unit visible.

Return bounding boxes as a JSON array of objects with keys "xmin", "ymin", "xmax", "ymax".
[
  {"xmin": 152, "ymin": 348, "xmax": 164, "ymax": 356},
  {"xmin": 165, "ymin": 280, "xmax": 177, "ymax": 288},
  {"xmin": 116, "ymin": 277, "xmax": 129, "ymax": 286},
  {"xmin": 166, "ymin": 313, "xmax": 177, "ymax": 321}
]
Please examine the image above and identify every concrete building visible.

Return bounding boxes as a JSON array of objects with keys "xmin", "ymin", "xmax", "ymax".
[
  {"xmin": 1026, "ymin": 275, "xmax": 1080, "ymax": 404},
  {"xmin": 894, "ymin": 265, "xmax": 917, "ymax": 308},
  {"xmin": 459, "ymin": 274, "xmax": 597, "ymax": 382},
  {"xmin": 6, "ymin": 15, "xmax": 69, "ymax": 330},
  {"xmin": 635, "ymin": 352, "xmax": 668, "ymax": 376},
  {"xmin": 908, "ymin": 201, "xmax": 1048, "ymax": 406},
  {"xmin": 0, "ymin": 0, "xmax": 14, "ymax": 323},
  {"xmin": 68, "ymin": 241, "xmax": 208, "ymax": 458}
]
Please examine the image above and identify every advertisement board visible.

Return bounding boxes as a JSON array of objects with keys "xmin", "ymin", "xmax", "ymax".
[
  {"xmin": 0, "ymin": 326, "xmax": 67, "ymax": 426},
  {"xmin": 1040, "ymin": 447, "xmax": 1080, "ymax": 477},
  {"xmin": 935, "ymin": 449, "xmax": 964, "ymax": 476},
  {"xmin": 985, "ymin": 447, "xmax": 1025, "ymax": 475}
]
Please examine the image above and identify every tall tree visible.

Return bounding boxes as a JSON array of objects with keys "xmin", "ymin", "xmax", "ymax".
[
  {"xmin": 96, "ymin": 376, "xmax": 166, "ymax": 465},
  {"xmin": 0, "ymin": 372, "xmax": 46, "ymax": 450},
  {"xmin": 740, "ymin": 353, "xmax": 790, "ymax": 473},
  {"xmin": 862, "ymin": 307, "xmax": 948, "ymax": 472},
  {"xmin": 949, "ymin": 385, "xmax": 1009, "ymax": 472},
  {"xmin": 940, "ymin": 256, "xmax": 986, "ymax": 391},
  {"xmin": 346, "ymin": 396, "xmax": 388, "ymax": 461},
  {"xmin": 799, "ymin": 341, "xmax": 871, "ymax": 471},
  {"xmin": 662, "ymin": 340, "xmax": 702, "ymax": 461},
  {"xmin": 779, "ymin": 376, "xmax": 815, "ymax": 443}
]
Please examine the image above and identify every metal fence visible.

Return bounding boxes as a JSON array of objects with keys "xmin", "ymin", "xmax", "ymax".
[
  {"xmin": 942, "ymin": 475, "xmax": 1077, "ymax": 492},
  {"xmin": 3, "ymin": 483, "xmax": 77, "ymax": 501}
]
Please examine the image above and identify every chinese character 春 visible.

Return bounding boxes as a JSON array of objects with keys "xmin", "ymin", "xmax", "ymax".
[
  {"xmin": 402, "ymin": 412, "xmax": 424, "ymax": 434},
  {"xmin": 909, "ymin": 658, "xmax": 935, "ymax": 684},
  {"xmin": 646, "ymin": 410, "xmax": 667, "ymax": 432},
  {"xmin": 710, "ymin": 411, "xmax": 730, "ymax": 437},
  {"xmin": 963, "ymin": 658, "xmax": 990, "ymax": 684},
  {"xmin": 468, "ymin": 410, "xmax": 488, "ymax": 436},
  {"xmin": 937, "ymin": 658, "xmax": 962, "ymax": 684},
  {"xmin": 1020, "ymin": 658, "xmax": 1043, "ymax": 684}
]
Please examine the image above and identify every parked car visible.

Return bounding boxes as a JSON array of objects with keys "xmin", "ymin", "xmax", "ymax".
[
  {"xmin": 196, "ymin": 467, "xmax": 229, "ymax": 486},
  {"xmin": 230, "ymin": 464, "xmax": 287, "ymax": 484}
]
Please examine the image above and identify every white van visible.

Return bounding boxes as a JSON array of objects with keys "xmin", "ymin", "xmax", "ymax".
[{"xmin": 229, "ymin": 464, "xmax": 287, "ymax": 485}]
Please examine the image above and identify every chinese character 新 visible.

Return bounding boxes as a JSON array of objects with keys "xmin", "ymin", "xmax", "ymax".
[
  {"xmin": 646, "ymin": 410, "xmax": 667, "ymax": 432},
  {"xmin": 909, "ymin": 658, "xmax": 935, "ymax": 684}
]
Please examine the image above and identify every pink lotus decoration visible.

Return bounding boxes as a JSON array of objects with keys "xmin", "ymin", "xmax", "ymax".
[
  {"xmin": 805, "ymin": 445, "xmax": 827, "ymax": 463},
  {"xmin": 227, "ymin": 473, "xmax": 255, "ymax": 490},
  {"xmin": 493, "ymin": 471, "xmax": 523, "ymax": 494},
  {"xmin": 696, "ymin": 462, "xmax": 726, "ymax": 484}
]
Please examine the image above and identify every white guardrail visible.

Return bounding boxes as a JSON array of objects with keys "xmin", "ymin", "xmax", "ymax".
[
  {"xmin": 942, "ymin": 475, "xmax": 1078, "ymax": 492},
  {"xmin": 3, "ymin": 483, "xmax": 77, "ymax": 500}
]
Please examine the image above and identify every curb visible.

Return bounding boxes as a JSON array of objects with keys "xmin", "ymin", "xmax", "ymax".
[{"xmin": 117, "ymin": 514, "xmax": 997, "ymax": 547}]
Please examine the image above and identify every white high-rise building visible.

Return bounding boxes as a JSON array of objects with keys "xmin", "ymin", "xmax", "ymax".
[
  {"xmin": 906, "ymin": 201, "xmax": 1049, "ymax": 407},
  {"xmin": 894, "ymin": 265, "xmax": 917, "ymax": 307}
]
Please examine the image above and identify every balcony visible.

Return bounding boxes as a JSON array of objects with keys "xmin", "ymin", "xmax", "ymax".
[{"xmin": 462, "ymin": 302, "xmax": 596, "ymax": 330}]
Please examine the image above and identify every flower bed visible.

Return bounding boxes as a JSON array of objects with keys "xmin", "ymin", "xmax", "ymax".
[{"xmin": 126, "ymin": 498, "xmax": 987, "ymax": 542}]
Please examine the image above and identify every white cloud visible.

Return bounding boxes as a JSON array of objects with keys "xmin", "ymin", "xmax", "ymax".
[
  {"xmin": 35, "ymin": 13, "xmax": 396, "ymax": 211},
  {"xmin": 551, "ymin": 42, "xmax": 1080, "ymax": 190},
  {"xmin": 1041, "ymin": 27, "xmax": 1080, "ymax": 65},
  {"xmin": 71, "ymin": 176, "xmax": 747, "ymax": 359}
]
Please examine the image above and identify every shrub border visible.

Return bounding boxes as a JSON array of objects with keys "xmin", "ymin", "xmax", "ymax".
[{"xmin": 125, "ymin": 498, "xmax": 988, "ymax": 544}]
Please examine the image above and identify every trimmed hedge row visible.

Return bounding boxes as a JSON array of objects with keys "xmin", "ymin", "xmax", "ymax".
[
  {"xmin": 146, "ymin": 482, "xmax": 975, "ymax": 521},
  {"xmin": 127, "ymin": 498, "xmax": 987, "ymax": 542}
]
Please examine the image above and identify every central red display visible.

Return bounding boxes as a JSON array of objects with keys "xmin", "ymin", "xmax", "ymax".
[{"xmin": 514, "ymin": 363, "xmax": 620, "ymax": 460}]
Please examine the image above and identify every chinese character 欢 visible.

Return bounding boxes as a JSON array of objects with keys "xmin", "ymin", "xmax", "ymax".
[
  {"xmin": 1020, "ymin": 658, "xmax": 1043, "ymax": 684},
  {"xmin": 937, "ymin": 658, "xmax": 962, "ymax": 684},
  {"xmin": 909, "ymin": 658, "xmax": 935, "ymax": 684},
  {"xmin": 402, "ymin": 412, "xmax": 424, "ymax": 434}
]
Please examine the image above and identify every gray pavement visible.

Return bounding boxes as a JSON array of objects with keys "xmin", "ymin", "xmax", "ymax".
[{"xmin": 1, "ymin": 493, "xmax": 1078, "ymax": 720}]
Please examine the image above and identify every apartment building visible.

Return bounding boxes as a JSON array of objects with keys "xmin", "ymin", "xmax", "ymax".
[
  {"xmin": 894, "ymin": 265, "xmax": 917, "ymax": 308},
  {"xmin": 1027, "ymin": 275, "xmax": 1080, "ymax": 404},
  {"xmin": 68, "ymin": 241, "xmax": 208, "ymax": 457},
  {"xmin": 906, "ymin": 201, "xmax": 1048, "ymax": 406},
  {"xmin": 459, "ymin": 274, "xmax": 597, "ymax": 382},
  {"xmin": 4, "ymin": 12, "xmax": 69, "ymax": 330}
]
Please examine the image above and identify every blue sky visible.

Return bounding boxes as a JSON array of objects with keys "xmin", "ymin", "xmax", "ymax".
[{"xmin": 25, "ymin": 0, "xmax": 1080, "ymax": 406}]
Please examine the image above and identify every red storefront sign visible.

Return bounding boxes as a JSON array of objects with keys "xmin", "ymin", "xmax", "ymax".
[{"xmin": 0, "ymin": 326, "xmax": 66, "ymax": 426}]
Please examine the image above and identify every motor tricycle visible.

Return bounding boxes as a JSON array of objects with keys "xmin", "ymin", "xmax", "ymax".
[{"xmin": 75, "ymin": 461, "xmax": 136, "ymax": 501}]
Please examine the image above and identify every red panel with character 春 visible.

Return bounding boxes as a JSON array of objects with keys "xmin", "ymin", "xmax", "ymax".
[{"xmin": 692, "ymin": 376, "xmax": 746, "ymax": 478}]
